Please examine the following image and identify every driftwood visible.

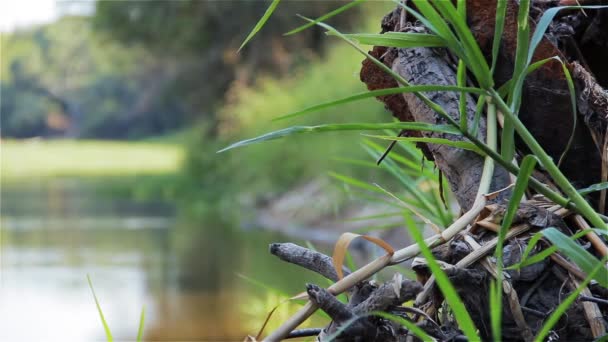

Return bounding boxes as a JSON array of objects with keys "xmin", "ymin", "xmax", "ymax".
[{"xmin": 260, "ymin": 1, "xmax": 608, "ymax": 341}]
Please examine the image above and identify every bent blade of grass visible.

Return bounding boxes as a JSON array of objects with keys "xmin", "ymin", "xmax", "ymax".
[
  {"xmin": 491, "ymin": 154, "xmax": 538, "ymax": 341},
  {"xmin": 284, "ymin": 0, "xmax": 366, "ymax": 36},
  {"xmin": 274, "ymin": 85, "xmax": 484, "ymax": 121},
  {"xmin": 87, "ymin": 274, "xmax": 114, "ymax": 342},
  {"xmin": 218, "ymin": 122, "xmax": 460, "ymax": 152},
  {"xmin": 238, "ymin": 0, "xmax": 281, "ymax": 51},
  {"xmin": 542, "ymin": 228, "xmax": 608, "ymax": 287},
  {"xmin": 335, "ymin": 32, "xmax": 446, "ymax": 48},
  {"xmin": 137, "ymin": 306, "xmax": 146, "ymax": 342},
  {"xmin": 529, "ymin": 5, "xmax": 608, "ymax": 66},
  {"xmin": 502, "ymin": 0, "xmax": 531, "ymax": 162},
  {"xmin": 535, "ymin": 256, "xmax": 608, "ymax": 342},
  {"xmin": 363, "ymin": 134, "xmax": 484, "ymax": 155},
  {"xmin": 578, "ymin": 182, "xmax": 608, "ymax": 196},
  {"xmin": 508, "ymin": 227, "xmax": 600, "ymax": 270},
  {"xmin": 403, "ymin": 210, "xmax": 479, "ymax": 340},
  {"xmin": 332, "ymin": 232, "xmax": 394, "ymax": 280}
]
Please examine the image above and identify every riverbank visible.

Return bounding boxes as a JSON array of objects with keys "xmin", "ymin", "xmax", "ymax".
[{"xmin": 1, "ymin": 139, "xmax": 184, "ymax": 180}]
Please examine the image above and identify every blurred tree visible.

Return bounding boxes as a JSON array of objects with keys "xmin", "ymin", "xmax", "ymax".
[
  {"xmin": 93, "ymin": 0, "xmax": 361, "ymax": 134},
  {"xmin": 1, "ymin": 1, "xmax": 360, "ymax": 138}
]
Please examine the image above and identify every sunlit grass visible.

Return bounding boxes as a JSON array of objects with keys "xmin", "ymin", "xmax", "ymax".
[{"xmin": 1, "ymin": 139, "xmax": 184, "ymax": 181}]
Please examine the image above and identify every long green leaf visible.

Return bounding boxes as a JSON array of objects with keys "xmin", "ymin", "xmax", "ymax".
[
  {"xmin": 218, "ymin": 122, "xmax": 460, "ymax": 152},
  {"xmin": 535, "ymin": 256, "xmax": 608, "ymax": 342},
  {"xmin": 284, "ymin": 0, "xmax": 366, "ymax": 36},
  {"xmin": 491, "ymin": 0, "xmax": 507, "ymax": 74},
  {"xmin": 403, "ymin": 211, "xmax": 479, "ymax": 340},
  {"xmin": 489, "ymin": 279, "xmax": 501, "ymax": 342},
  {"xmin": 363, "ymin": 134, "xmax": 484, "ymax": 155},
  {"xmin": 578, "ymin": 182, "xmax": 608, "ymax": 196},
  {"xmin": 432, "ymin": 0, "xmax": 492, "ymax": 88},
  {"xmin": 457, "ymin": 60, "xmax": 468, "ymax": 132},
  {"xmin": 336, "ymin": 32, "xmax": 446, "ymax": 47},
  {"xmin": 508, "ymin": 227, "xmax": 599, "ymax": 270},
  {"xmin": 87, "ymin": 275, "xmax": 114, "ymax": 342},
  {"xmin": 542, "ymin": 228, "xmax": 608, "ymax": 287},
  {"xmin": 238, "ymin": 0, "xmax": 281, "ymax": 51},
  {"xmin": 491, "ymin": 154, "xmax": 538, "ymax": 341},
  {"xmin": 362, "ymin": 144, "xmax": 443, "ymax": 224},
  {"xmin": 274, "ymin": 85, "xmax": 484, "ymax": 121},
  {"xmin": 470, "ymin": 94, "xmax": 485, "ymax": 137},
  {"xmin": 136, "ymin": 306, "xmax": 146, "ymax": 342}
]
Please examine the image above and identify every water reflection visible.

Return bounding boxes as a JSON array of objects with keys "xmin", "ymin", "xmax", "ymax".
[{"xmin": 1, "ymin": 179, "xmax": 325, "ymax": 341}]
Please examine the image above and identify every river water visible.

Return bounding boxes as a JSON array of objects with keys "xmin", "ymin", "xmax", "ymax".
[{"xmin": 0, "ymin": 179, "xmax": 325, "ymax": 341}]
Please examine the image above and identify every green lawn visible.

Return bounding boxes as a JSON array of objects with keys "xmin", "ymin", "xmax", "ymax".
[{"xmin": 1, "ymin": 139, "xmax": 184, "ymax": 181}]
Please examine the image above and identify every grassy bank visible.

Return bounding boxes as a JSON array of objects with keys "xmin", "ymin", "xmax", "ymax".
[
  {"xmin": 1, "ymin": 139, "xmax": 184, "ymax": 180},
  {"xmin": 1, "ymin": 139, "xmax": 185, "ymax": 200}
]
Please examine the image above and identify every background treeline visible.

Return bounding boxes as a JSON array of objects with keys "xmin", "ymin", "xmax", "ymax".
[{"xmin": 1, "ymin": 1, "xmax": 363, "ymax": 139}]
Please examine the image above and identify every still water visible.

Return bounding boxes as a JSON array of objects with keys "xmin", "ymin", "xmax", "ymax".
[{"xmin": 1, "ymin": 179, "xmax": 325, "ymax": 341}]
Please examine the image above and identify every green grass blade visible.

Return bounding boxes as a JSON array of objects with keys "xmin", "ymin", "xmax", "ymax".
[
  {"xmin": 87, "ymin": 275, "xmax": 114, "ymax": 342},
  {"xmin": 502, "ymin": 0, "xmax": 531, "ymax": 162},
  {"xmin": 274, "ymin": 85, "xmax": 484, "ymax": 121},
  {"xmin": 403, "ymin": 212, "xmax": 479, "ymax": 340},
  {"xmin": 457, "ymin": 60, "xmax": 468, "ymax": 132},
  {"xmin": 578, "ymin": 182, "xmax": 608, "ymax": 196},
  {"xmin": 284, "ymin": 0, "xmax": 366, "ymax": 36},
  {"xmin": 137, "ymin": 306, "xmax": 146, "ymax": 342},
  {"xmin": 508, "ymin": 228, "xmax": 598, "ymax": 269},
  {"xmin": 409, "ymin": 0, "xmax": 463, "ymax": 53},
  {"xmin": 491, "ymin": 0, "xmax": 507, "ymax": 74},
  {"xmin": 470, "ymin": 94, "xmax": 486, "ymax": 137},
  {"xmin": 535, "ymin": 256, "xmax": 608, "ymax": 342},
  {"xmin": 489, "ymin": 279, "xmax": 501, "ymax": 342},
  {"xmin": 218, "ymin": 122, "xmax": 460, "ymax": 152},
  {"xmin": 362, "ymin": 144, "xmax": 442, "ymax": 223},
  {"xmin": 238, "ymin": 0, "xmax": 281, "ymax": 51},
  {"xmin": 491, "ymin": 154, "xmax": 538, "ymax": 341},
  {"xmin": 329, "ymin": 171, "xmax": 386, "ymax": 194},
  {"xmin": 542, "ymin": 228, "xmax": 608, "ymax": 287},
  {"xmin": 432, "ymin": 0, "xmax": 492, "ymax": 88},
  {"xmin": 237, "ymin": 273, "xmax": 289, "ymax": 295},
  {"xmin": 363, "ymin": 134, "xmax": 484, "ymax": 155},
  {"xmin": 556, "ymin": 61, "xmax": 577, "ymax": 167},
  {"xmin": 335, "ymin": 32, "xmax": 446, "ymax": 47}
]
